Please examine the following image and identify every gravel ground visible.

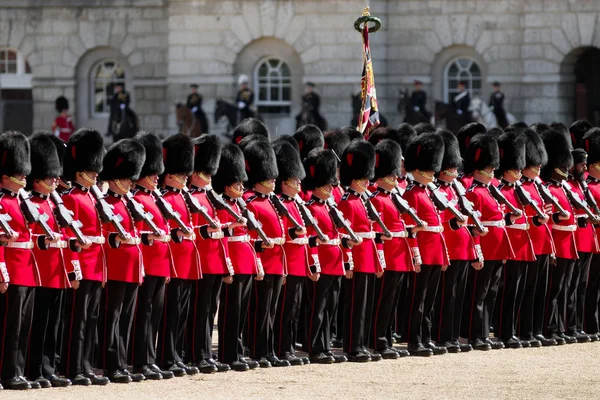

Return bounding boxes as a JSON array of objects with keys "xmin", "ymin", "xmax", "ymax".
[{"xmin": 3, "ymin": 342, "xmax": 600, "ymax": 399}]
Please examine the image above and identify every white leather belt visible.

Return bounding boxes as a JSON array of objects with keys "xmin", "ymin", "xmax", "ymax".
[
  {"xmin": 228, "ymin": 235, "xmax": 250, "ymax": 243},
  {"xmin": 7, "ymin": 241, "xmax": 34, "ymax": 249},
  {"xmin": 389, "ymin": 231, "xmax": 409, "ymax": 238},
  {"xmin": 575, "ymin": 214, "xmax": 587, "ymax": 219},
  {"xmin": 552, "ymin": 224, "xmax": 577, "ymax": 232},
  {"xmin": 86, "ymin": 235, "xmax": 105, "ymax": 244},
  {"xmin": 267, "ymin": 237, "xmax": 286, "ymax": 245},
  {"xmin": 205, "ymin": 231, "xmax": 224, "ymax": 239},
  {"xmin": 321, "ymin": 238, "xmax": 341, "ymax": 246},
  {"xmin": 355, "ymin": 232, "xmax": 376, "ymax": 239},
  {"xmin": 482, "ymin": 220, "xmax": 506, "ymax": 228},
  {"xmin": 182, "ymin": 233, "xmax": 197, "ymax": 241},
  {"xmin": 421, "ymin": 226, "xmax": 444, "ymax": 233},
  {"xmin": 507, "ymin": 223, "xmax": 529, "ymax": 230},
  {"xmin": 154, "ymin": 235, "xmax": 171, "ymax": 243},
  {"xmin": 49, "ymin": 240, "xmax": 68, "ymax": 248},
  {"xmin": 122, "ymin": 237, "xmax": 141, "ymax": 245},
  {"xmin": 287, "ymin": 237, "xmax": 309, "ymax": 245}
]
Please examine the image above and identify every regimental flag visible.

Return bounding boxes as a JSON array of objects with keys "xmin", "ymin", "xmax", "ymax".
[{"xmin": 357, "ymin": 24, "xmax": 380, "ymax": 139}]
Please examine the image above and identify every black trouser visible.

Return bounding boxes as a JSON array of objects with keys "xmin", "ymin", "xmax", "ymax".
[
  {"xmin": 274, "ymin": 275, "xmax": 304, "ymax": 358},
  {"xmin": 568, "ymin": 252, "xmax": 592, "ymax": 333},
  {"xmin": 462, "ymin": 260, "xmax": 503, "ymax": 340},
  {"xmin": 518, "ymin": 254, "xmax": 550, "ymax": 338},
  {"xmin": 130, "ymin": 275, "xmax": 167, "ymax": 368},
  {"xmin": 544, "ymin": 257, "xmax": 576, "ymax": 336},
  {"xmin": 330, "ymin": 277, "xmax": 343, "ymax": 341},
  {"xmin": 371, "ymin": 270, "xmax": 405, "ymax": 351},
  {"xmin": 305, "ymin": 275, "xmax": 341, "ymax": 355},
  {"xmin": 156, "ymin": 278, "xmax": 192, "ymax": 368},
  {"xmin": 434, "ymin": 260, "xmax": 469, "ymax": 343},
  {"xmin": 60, "ymin": 279, "xmax": 102, "ymax": 377},
  {"xmin": 496, "ymin": 261, "xmax": 528, "ymax": 340},
  {"xmin": 584, "ymin": 254, "xmax": 600, "ymax": 334},
  {"xmin": 343, "ymin": 272, "xmax": 376, "ymax": 354},
  {"xmin": 405, "ymin": 266, "xmax": 441, "ymax": 345},
  {"xmin": 218, "ymin": 274, "xmax": 253, "ymax": 364},
  {"xmin": 248, "ymin": 274, "xmax": 283, "ymax": 359},
  {"xmin": 394, "ymin": 275, "xmax": 411, "ymax": 341},
  {"xmin": 0, "ymin": 285, "xmax": 34, "ymax": 380},
  {"xmin": 187, "ymin": 274, "xmax": 222, "ymax": 362},
  {"xmin": 26, "ymin": 287, "xmax": 64, "ymax": 380},
  {"xmin": 99, "ymin": 281, "xmax": 138, "ymax": 373}
]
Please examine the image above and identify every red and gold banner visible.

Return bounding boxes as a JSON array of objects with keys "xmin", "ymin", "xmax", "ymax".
[{"xmin": 357, "ymin": 24, "xmax": 380, "ymax": 139}]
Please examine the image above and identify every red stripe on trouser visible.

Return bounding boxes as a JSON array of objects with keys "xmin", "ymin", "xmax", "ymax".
[
  {"xmin": 159, "ymin": 284, "xmax": 168, "ymax": 365},
  {"xmin": 372, "ymin": 275, "xmax": 385, "ymax": 349},
  {"xmin": 437, "ymin": 272, "xmax": 446, "ymax": 342},
  {"xmin": 405, "ymin": 273, "xmax": 418, "ymax": 343},
  {"xmin": 468, "ymin": 269, "xmax": 478, "ymax": 339},
  {"xmin": 308, "ymin": 281, "xmax": 316, "ymax": 354},
  {"xmin": 0, "ymin": 290, "xmax": 9, "ymax": 373},
  {"xmin": 102, "ymin": 284, "xmax": 109, "ymax": 369},
  {"xmin": 498, "ymin": 266, "xmax": 507, "ymax": 338},
  {"xmin": 544, "ymin": 269, "xmax": 554, "ymax": 336},
  {"xmin": 277, "ymin": 281, "xmax": 287, "ymax": 356},
  {"xmin": 348, "ymin": 277, "xmax": 356, "ymax": 351}
]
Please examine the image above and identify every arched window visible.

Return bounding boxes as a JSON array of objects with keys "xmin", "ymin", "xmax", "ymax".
[
  {"xmin": 0, "ymin": 48, "xmax": 32, "ymax": 89},
  {"xmin": 91, "ymin": 59, "xmax": 126, "ymax": 116},
  {"xmin": 254, "ymin": 57, "xmax": 292, "ymax": 114},
  {"xmin": 444, "ymin": 57, "xmax": 482, "ymax": 102}
]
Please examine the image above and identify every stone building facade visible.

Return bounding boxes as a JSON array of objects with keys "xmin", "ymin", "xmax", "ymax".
[{"xmin": 1, "ymin": 0, "xmax": 600, "ymax": 138}]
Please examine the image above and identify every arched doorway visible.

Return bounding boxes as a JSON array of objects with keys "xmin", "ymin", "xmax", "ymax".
[{"xmin": 574, "ymin": 47, "xmax": 600, "ymax": 125}]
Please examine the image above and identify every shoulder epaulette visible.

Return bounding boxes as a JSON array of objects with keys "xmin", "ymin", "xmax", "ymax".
[
  {"xmin": 405, "ymin": 183, "xmax": 415, "ymax": 191},
  {"xmin": 306, "ymin": 199, "xmax": 315, "ymax": 206},
  {"xmin": 63, "ymin": 187, "xmax": 76, "ymax": 195},
  {"xmin": 341, "ymin": 192, "xmax": 350, "ymax": 201},
  {"xmin": 246, "ymin": 195, "xmax": 257, "ymax": 203}
]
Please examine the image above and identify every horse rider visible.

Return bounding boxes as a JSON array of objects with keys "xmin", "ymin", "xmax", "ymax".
[
  {"xmin": 186, "ymin": 84, "xmax": 209, "ymax": 134},
  {"xmin": 236, "ymin": 75, "xmax": 255, "ymax": 121},
  {"xmin": 408, "ymin": 80, "xmax": 431, "ymax": 120},
  {"xmin": 297, "ymin": 82, "xmax": 326, "ymax": 130},
  {"xmin": 452, "ymin": 81, "xmax": 471, "ymax": 126},
  {"xmin": 489, "ymin": 81, "xmax": 509, "ymax": 129},
  {"xmin": 108, "ymin": 83, "xmax": 137, "ymax": 140}
]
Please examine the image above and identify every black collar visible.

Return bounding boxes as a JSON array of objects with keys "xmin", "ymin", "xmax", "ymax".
[
  {"xmin": 107, "ymin": 190, "xmax": 124, "ymax": 199},
  {"xmin": 501, "ymin": 179, "xmax": 515, "ymax": 188},
  {"xmin": 135, "ymin": 185, "xmax": 151, "ymax": 194},
  {"xmin": 310, "ymin": 195, "xmax": 326, "ymax": 204},
  {"xmin": 522, "ymin": 177, "xmax": 534, "ymax": 183},
  {"xmin": 252, "ymin": 191, "xmax": 269, "ymax": 199},
  {"xmin": 588, "ymin": 176, "xmax": 600, "ymax": 184},
  {"xmin": 1, "ymin": 188, "xmax": 17, "ymax": 197},
  {"xmin": 73, "ymin": 182, "xmax": 90, "ymax": 192},
  {"xmin": 32, "ymin": 191, "xmax": 49, "ymax": 200},
  {"xmin": 347, "ymin": 188, "xmax": 362, "ymax": 197},
  {"xmin": 376, "ymin": 187, "xmax": 391, "ymax": 195},
  {"xmin": 189, "ymin": 185, "xmax": 207, "ymax": 193},
  {"xmin": 473, "ymin": 179, "xmax": 489, "ymax": 188},
  {"xmin": 548, "ymin": 179, "xmax": 562, "ymax": 186},
  {"xmin": 280, "ymin": 193, "xmax": 295, "ymax": 201},
  {"xmin": 164, "ymin": 185, "xmax": 182, "ymax": 193},
  {"xmin": 438, "ymin": 180, "xmax": 452, "ymax": 187}
]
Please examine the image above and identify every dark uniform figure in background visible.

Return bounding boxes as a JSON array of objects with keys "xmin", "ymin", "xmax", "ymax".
[
  {"xmin": 296, "ymin": 83, "xmax": 327, "ymax": 131},
  {"xmin": 108, "ymin": 83, "xmax": 138, "ymax": 141},
  {"xmin": 489, "ymin": 82, "xmax": 508, "ymax": 129},
  {"xmin": 407, "ymin": 80, "xmax": 431, "ymax": 121},
  {"xmin": 236, "ymin": 75, "xmax": 255, "ymax": 122},
  {"xmin": 186, "ymin": 84, "xmax": 209, "ymax": 134},
  {"xmin": 453, "ymin": 81, "xmax": 471, "ymax": 127}
]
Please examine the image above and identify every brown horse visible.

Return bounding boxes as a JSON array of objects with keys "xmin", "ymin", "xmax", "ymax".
[{"xmin": 176, "ymin": 103, "xmax": 204, "ymax": 138}]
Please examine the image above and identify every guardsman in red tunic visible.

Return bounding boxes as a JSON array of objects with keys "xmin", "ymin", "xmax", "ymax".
[
  {"xmin": 25, "ymin": 133, "xmax": 76, "ymax": 388},
  {"xmin": 186, "ymin": 135, "xmax": 231, "ymax": 374},
  {"xmin": 540, "ymin": 130, "xmax": 578, "ymax": 345},
  {"xmin": 52, "ymin": 96, "xmax": 76, "ymax": 142},
  {"xmin": 59, "ymin": 129, "xmax": 109, "ymax": 386},
  {"xmin": 97, "ymin": 139, "xmax": 148, "ymax": 384},
  {"xmin": 494, "ymin": 132, "xmax": 536, "ymax": 348},
  {"xmin": 456, "ymin": 122, "xmax": 488, "ymax": 190},
  {"xmin": 565, "ymin": 149, "xmax": 597, "ymax": 343},
  {"xmin": 433, "ymin": 130, "xmax": 479, "ymax": 354},
  {"xmin": 517, "ymin": 129, "xmax": 557, "ymax": 347},
  {"xmin": 272, "ymin": 139, "xmax": 313, "ymax": 366},
  {"xmin": 242, "ymin": 138, "xmax": 291, "ymax": 368},
  {"xmin": 214, "ymin": 144, "xmax": 259, "ymax": 372},
  {"xmin": 402, "ymin": 133, "xmax": 449, "ymax": 356},
  {"xmin": 462, "ymin": 133, "xmax": 515, "ymax": 351},
  {"xmin": 129, "ymin": 132, "xmax": 174, "ymax": 381},
  {"xmin": 369, "ymin": 140, "xmax": 414, "ymax": 359},
  {"xmin": 338, "ymin": 140, "xmax": 387, "ymax": 363},
  {"xmin": 302, "ymin": 149, "xmax": 350, "ymax": 364},
  {"xmin": 156, "ymin": 134, "xmax": 200, "ymax": 377}
]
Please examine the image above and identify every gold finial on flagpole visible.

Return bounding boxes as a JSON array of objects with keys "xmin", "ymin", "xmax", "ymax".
[{"xmin": 362, "ymin": 6, "xmax": 370, "ymax": 17}]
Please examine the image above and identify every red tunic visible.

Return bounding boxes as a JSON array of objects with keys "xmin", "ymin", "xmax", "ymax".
[
  {"xmin": 567, "ymin": 178, "xmax": 598, "ymax": 254},
  {"xmin": 133, "ymin": 187, "xmax": 172, "ymax": 277},
  {"xmin": 62, "ymin": 185, "xmax": 105, "ymax": 282},
  {"xmin": 369, "ymin": 188, "xmax": 414, "ymax": 272},
  {"xmin": 0, "ymin": 190, "xmax": 39, "ymax": 287},
  {"xmin": 162, "ymin": 187, "xmax": 201, "ymax": 280},
  {"xmin": 279, "ymin": 195, "xmax": 310, "ymax": 277},
  {"xmin": 337, "ymin": 189, "xmax": 385, "ymax": 273},
  {"xmin": 52, "ymin": 115, "xmax": 75, "ymax": 142},
  {"xmin": 499, "ymin": 182, "xmax": 536, "ymax": 262},
  {"xmin": 545, "ymin": 180, "xmax": 578, "ymax": 260},
  {"xmin": 465, "ymin": 181, "xmax": 514, "ymax": 261},
  {"xmin": 436, "ymin": 182, "xmax": 477, "ymax": 261},
  {"xmin": 520, "ymin": 178, "xmax": 555, "ymax": 256},
  {"xmin": 332, "ymin": 185, "xmax": 345, "ymax": 204},
  {"xmin": 305, "ymin": 196, "xmax": 346, "ymax": 276},
  {"xmin": 403, "ymin": 182, "xmax": 450, "ymax": 266},
  {"xmin": 587, "ymin": 176, "xmax": 600, "ymax": 254}
]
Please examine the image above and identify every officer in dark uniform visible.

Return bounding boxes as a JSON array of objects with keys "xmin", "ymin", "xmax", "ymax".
[
  {"xmin": 452, "ymin": 82, "xmax": 471, "ymax": 127},
  {"xmin": 489, "ymin": 82, "xmax": 508, "ymax": 129},
  {"xmin": 186, "ymin": 84, "xmax": 202, "ymax": 111},
  {"xmin": 408, "ymin": 80, "xmax": 431, "ymax": 120},
  {"xmin": 235, "ymin": 75, "xmax": 255, "ymax": 122},
  {"xmin": 108, "ymin": 83, "xmax": 130, "ymax": 135},
  {"xmin": 296, "ymin": 83, "xmax": 326, "ymax": 130}
]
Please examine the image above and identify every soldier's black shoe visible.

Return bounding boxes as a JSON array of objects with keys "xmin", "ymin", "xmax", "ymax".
[
  {"xmin": 550, "ymin": 333, "xmax": 566, "ymax": 345},
  {"xmin": 325, "ymin": 351, "xmax": 347, "ymax": 363},
  {"xmin": 176, "ymin": 361, "xmax": 199, "ymax": 375},
  {"xmin": 206, "ymin": 358, "xmax": 231, "ymax": 372},
  {"xmin": 133, "ymin": 365, "xmax": 162, "ymax": 381},
  {"xmin": 407, "ymin": 343, "xmax": 434, "ymax": 357},
  {"xmin": 424, "ymin": 341, "xmax": 448, "ymax": 355},
  {"xmin": 392, "ymin": 332, "xmax": 402, "ymax": 343},
  {"xmin": 268, "ymin": 356, "xmax": 290, "ymax": 367},
  {"xmin": 589, "ymin": 332, "xmax": 600, "ymax": 342},
  {"xmin": 559, "ymin": 333, "xmax": 577, "ymax": 344},
  {"xmin": 443, "ymin": 341, "xmax": 461, "ymax": 353},
  {"xmin": 346, "ymin": 351, "xmax": 371, "ymax": 362},
  {"xmin": 470, "ymin": 338, "xmax": 492, "ymax": 351},
  {"xmin": 366, "ymin": 351, "xmax": 382, "ymax": 362},
  {"xmin": 230, "ymin": 361, "xmax": 250, "ymax": 372},
  {"xmin": 300, "ymin": 357, "xmax": 310, "ymax": 365},
  {"xmin": 282, "ymin": 355, "xmax": 304, "ymax": 366},
  {"xmin": 0, "ymin": 382, "xmax": 2, "ymax": 390},
  {"xmin": 32, "ymin": 377, "xmax": 51, "ymax": 388},
  {"xmin": 106, "ymin": 370, "xmax": 131, "ymax": 384},
  {"xmin": 330, "ymin": 339, "xmax": 343, "ymax": 348},
  {"xmin": 484, "ymin": 338, "xmax": 505, "ymax": 349},
  {"xmin": 502, "ymin": 336, "xmax": 523, "ymax": 349},
  {"xmin": 258, "ymin": 357, "xmax": 272, "ymax": 368},
  {"xmin": 167, "ymin": 364, "xmax": 186, "ymax": 377},
  {"xmin": 520, "ymin": 336, "xmax": 537, "ymax": 347},
  {"xmin": 294, "ymin": 342, "xmax": 303, "ymax": 351},
  {"xmin": 520, "ymin": 339, "xmax": 531, "ymax": 348},
  {"xmin": 459, "ymin": 342, "xmax": 473, "ymax": 352},
  {"xmin": 377, "ymin": 347, "xmax": 400, "ymax": 359},
  {"xmin": 534, "ymin": 334, "xmax": 557, "ymax": 347},
  {"xmin": 2, "ymin": 376, "xmax": 31, "ymax": 390},
  {"xmin": 47, "ymin": 374, "xmax": 72, "ymax": 387},
  {"xmin": 196, "ymin": 359, "xmax": 218, "ymax": 374},
  {"xmin": 70, "ymin": 374, "xmax": 92, "ymax": 386},
  {"xmin": 574, "ymin": 331, "xmax": 592, "ymax": 343},
  {"xmin": 148, "ymin": 364, "xmax": 174, "ymax": 379},
  {"xmin": 121, "ymin": 369, "xmax": 145, "ymax": 383},
  {"xmin": 24, "ymin": 378, "xmax": 41, "ymax": 389},
  {"xmin": 242, "ymin": 358, "xmax": 259, "ymax": 370},
  {"xmin": 83, "ymin": 373, "xmax": 110, "ymax": 386},
  {"xmin": 396, "ymin": 348, "xmax": 411, "ymax": 357}
]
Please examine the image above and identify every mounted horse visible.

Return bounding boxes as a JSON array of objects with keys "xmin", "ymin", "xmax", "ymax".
[
  {"xmin": 434, "ymin": 100, "xmax": 472, "ymax": 134},
  {"xmin": 110, "ymin": 107, "xmax": 139, "ymax": 142},
  {"xmin": 175, "ymin": 103, "xmax": 207, "ymax": 138},
  {"xmin": 351, "ymin": 93, "xmax": 387, "ymax": 128},
  {"xmin": 214, "ymin": 99, "xmax": 260, "ymax": 132},
  {"xmin": 397, "ymin": 88, "xmax": 430, "ymax": 125},
  {"xmin": 295, "ymin": 101, "xmax": 327, "ymax": 131},
  {"xmin": 469, "ymin": 97, "xmax": 517, "ymax": 128}
]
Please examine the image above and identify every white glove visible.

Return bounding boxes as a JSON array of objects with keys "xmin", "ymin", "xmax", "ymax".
[
  {"xmin": 346, "ymin": 252, "xmax": 355, "ymax": 271},
  {"xmin": 311, "ymin": 254, "xmax": 322, "ymax": 273},
  {"xmin": 226, "ymin": 257, "xmax": 235, "ymax": 276},
  {"xmin": 411, "ymin": 247, "xmax": 422, "ymax": 266},
  {"xmin": 475, "ymin": 244, "xmax": 484, "ymax": 263},
  {"xmin": 0, "ymin": 262, "xmax": 9, "ymax": 283},
  {"xmin": 191, "ymin": 106, "xmax": 198, "ymax": 113},
  {"xmin": 413, "ymin": 106, "xmax": 420, "ymax": 112},
  {"xmin": 377, "ymin": 250, "xmax": 387, "ymax": 270},
  {"xmin": 237, "ymin": 101, "xmax": 246, "ymax": 109},
  {"xmin": 256, "ymin": 258, "xmax": 265, "ymax": 278},
  {"xmin": 120, "ymin": 103, "xmax": 126, "ymax": 110},
  {"xmin": 71, "ymin": 260, "xmax": 83, "ymax": 281}
]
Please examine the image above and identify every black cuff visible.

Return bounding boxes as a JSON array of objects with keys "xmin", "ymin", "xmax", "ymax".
[
  {"xmin": 344, "ymin": 262, "xmax": 351, "ymax": 271},
  {"xmin": 68, "ymin": 272, "xmax": 77, "ymax": 281},
  {"xmin": 532, "ymin": 216, "xmax": 543, "ymax": 227},
  {"xmin": 108, "ymin": 232, "xmax": 121, "ymax": 249},
  {"xmin": 341, "ymin": 237, "xmax": 351, "ymax": 249},
  {"xmin": 406, "ymin": 227, "xmax": 415, "ymax": 238},
  {"xmin": 309, "ymin": 265, "xmax": 318, "ymax": 274},
  {"xmin": 449, "ymin": 218, "xmax": 460, "ymax": 231},
  {"xmin": 141, "ymin": 233, "xmax": 154, "ymax": 246},
  {"xmin": 504, "ymin": 213, "xmax": 513, "ymax": 226},
  {"xmin": 468, "ymin": 226, "xmax": 480, "ymax": 237},
  {"xmin": 577, "ymin": 217, "xmax": 588, "ymax": 228},
  {"xmin": 288, "ymin": 227, "xmax": 299, "ymax": 240},
  {"xmin": 222, "ymin": 227, "xmax": 233, "ymax": 237},
  {"xmin": 36, "ymin": 235, "xmax": 49, "ymax": 250},
  {"xmin": 552, "ymin": 212, "xmax": 561, "ymax": 224},
  {"xmin": 308, "ymin": 236, "xmax": 318, "ymax": 248},
  {"xmin": 68, "ymin": 238, "xmax": 82, "ymax": 253},
  {"xmin": 375, "ymin": 232, "xmax": 384, "ymax": 244},
  {"xmin": 170, "ymin": 228, "xmax": 183, "ymax": 243},
  {"xmin": 199, "ymin": 225, "xmax": 211, "ymax": 240},
  {"xmin": 254, "ymin": 240, "xmax": 265, "ymax": 253}
]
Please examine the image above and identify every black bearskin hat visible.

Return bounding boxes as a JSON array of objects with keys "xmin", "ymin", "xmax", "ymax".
[
  {"xmin": 523, "ymin": 128, "xmax": 548, "ymax": 167},
  {"xmin": 243, "ymin": 140, "xmax": 278, "ymax": 187},
  {"xmin": 192, "ymin": 134, "xmax": 221, "ymax": 176},
  {"xmin": 27, "ymin": 132, "xmax": 61, "ymax": 189},
  {"xmin": 323, "ymin": 130, "xmax": 351, "ymax": 162},
  {"xmin": 572, "ymin": 148, "xmax": 588, "ymax": 165},
  {"xmin": 531, "ymin": 123, "xmax": 551, "ymax": 136},
  {"xmin": 404, "ymin": 132, "xmax": 444, "ymax": 173},
  {"xmin": 374, "ymin": 139, "xmax": 402, "ymax": 180},
  {"xmin": 368, "ymin": 126, "xmax": 392, "ymax": 146},
  {"xmin": 505, "ymin": 121, "xmax": 528, "ymax": 133},
  {"xmin": 582, "ymin": 128, "xmax": 600, "ymax": 165},
  {"xmin": 213, "ymin": 144, "xmax": 247, "ymax": 193},
  {"xmin": 340, "ymin": 140, "xmax": 375, "ymax": 186},
  {"xmin": 439, "ymin": 129, "xmax": 462, "ymax": 170},
  {"xmin": 48, "ymin": 134, "xmax": 66, "ymax": 169},
  {"xmin": 569, "ymin": 120, "xmax": 594, "ymax": 149},
  {"xmin": 273, "ymin": 139, "xmax": 305, "ymax": 193},
  {"xmin": 303, "ymin": 149, "xmax": 338, "ymax": 191},
  {"xmin": 63, "ymin": 128, "xmax": 104, "ymax": 181},
  {"xmin": 100, "ymin": 139, "xmax": 146, "ymax": 182},
  {"xmin": 457, "ymin": 122, "xmax": 487, "ymax": 156},
  {"xmin": 487, "ymin": 127, "xmax": 505, "ymax": 139},
  {"xmin": 496, "ymin": 131, "xmax": 526, "ymax": 175},
  {"xmin": 237, "ymin": 134, "xmax": 269, "ymax": 152},
  {"xmin": 135, "ymin": 131, "xmax": 164, "ymax": 178},
  {"xmin": 463, "ymin": 134, "xmax": 500, "ymax": 174},
  {"xmin": 294, "ymin": 124, "xmax": 324, "ymax": 160},
  {"xmin": 162, "ymin": 134, "xmax": 194, "ymax": 176},
  {"xmin": 414, "ymin": 122, "xmax": 436, "ymax": 135},
  {"xmin": 340, "ymin": 126, "xmax": 363, "ymax": 142},
  {"xmin": 277, "ymin": 135, "xmax": 299, "ymax": 153},
  {"xmin": 540, "ymin": 129, "xmax": 573, "ymax": 180},
  {"xmin": 550, "ymin": 121, "xmax": 569, "ymax": 137},
  {"xmin": 0, "ymin": 131, "xmax": 31, "ymax": 177},
  {"xmin": 55, "ymin": 96, "xmax": 69, "ymax": 113},
  {"xmin": 392, "ymin": 123, "xmax": 417, "ymax": 154},
  {"xmin": 232, "ymin": 118, "xmax": 269, "ymax": 145}
]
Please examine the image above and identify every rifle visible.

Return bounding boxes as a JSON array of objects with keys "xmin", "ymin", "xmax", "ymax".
[
  {"xmin": 361, "ymin": 192, "xmax": 392, "ymax": 238},
  {"xmin": 151, "ymin": 189, "xmax": 192, "ymax": 235},
  {"xmin": 18, "ymin": 189, "xmax": 57, "ymax": 239},
  {"xmin": 326, "ymin": 197, "xmax": 360, "ymax": 243},
  {"xmin": 489, "ymin": 184, "xmax": 523, "ymax": 217},
  {"xmin": 294, "ymin": 195, "xmax": 328, "ymax": 242},
  {"xmin": 426, "ymin": 183, "xmax": 467, "ymax": 222},
  {"xmin": 125, "ymin": 192, "xmax": 163, "ymax": 236},
  {"xmin": 514, "ymin": 181, "xmax": 546, "ymax": 219},
  {"xmin": 235, "ymin": 198, "xmax": 272, "ymax": 246},
  {"xmin": 270, "ymin": 194, "xmax": 303, "ymax": 230},
  {"xmin": 390, "ymin": 188, "xmax": 425, "ymax": 227},
  {"xmin": 206, "ymin": 189, "xmax": 246, "ymax": 224},
  {"xmin": 534, "ymin": 177, "xmax": 569, "ymax": 218},
  {"xmin": 451, "ymin": 180, "xmax": 487, "ymax": 233},
  {"xmin": 0, "ymin": 212, "xmax": 14, "ymax": 238},
  {"xmin": 562, "ymin": 181, "xmax": 600, "ymax": 224},
  {"xmin": 182, "ymin": 187, "xmax": 219, "ymax": 229},
  {"xmin": 581, "ymin": 180, "xmax": 600, "ymax": 215},
  {"xmin": 89, "ymin": 185, "xmax": 130, "ymax": 240},
  {"xmin": 49, "ymin": 191, "xmax": 87, "ymax": 245}
]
